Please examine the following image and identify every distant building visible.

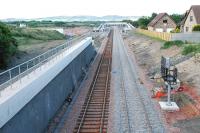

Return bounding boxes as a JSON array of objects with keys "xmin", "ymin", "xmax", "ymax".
[
  {"xmin": 182, "ymin": 5, "xmax": 200, "ymax": 32},
  {"xmin": 147, "ymin": 13, "xmax": 177, "ymax": 33},
  {"xmin": 180, "ymin": 11, "xmax": 189, "ymax": 32},
  {"xmin": 19, "ymin": 23, "xmax": 27, "ymax": 28}
]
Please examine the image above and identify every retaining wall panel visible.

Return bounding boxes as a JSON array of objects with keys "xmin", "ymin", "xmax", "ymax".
[{"xmin": 0, "ymin": 44, "xmax": 96, "ymax": 133}]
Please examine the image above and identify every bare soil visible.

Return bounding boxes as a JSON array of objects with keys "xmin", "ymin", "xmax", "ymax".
[
  {"xmin": 64, "ymin": 27, "xmax": 91, "ymax": 36},
  {"xmin": 124, "ymin": 30, "xmax": 200, "ymax": 133}
]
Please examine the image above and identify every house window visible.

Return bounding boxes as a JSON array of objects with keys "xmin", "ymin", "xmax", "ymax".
[
  {"xmin": 163, "ymin": 19, "xmax": 168, "ymax": 23},
  {"xmin": 190, "ymin": 16, "xmax": 193, "ymax": 22},
  {"xmin": 186, "ymin": 27, "xmax": 189, "ymax": 32}
]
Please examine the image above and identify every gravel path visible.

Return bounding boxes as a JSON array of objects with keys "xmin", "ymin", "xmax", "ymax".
[{"xmin": 108, "ymin": 28, "xmax": 166, "ymax": 133}]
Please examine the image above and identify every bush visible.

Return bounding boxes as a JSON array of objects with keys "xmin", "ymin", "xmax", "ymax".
[
  {"xmin": 0, "ymin": 22, "xmax": 17, "ymax": 68},
  {"xmin": 162, "ymin": 40, "xmax": 184, "ymax": 49},
  {"xmin": 140, "ymin": 25, "xmax": 148, "ymax": 30},
  {"xmin": 192, "ymin": 25, "xmax": 200, "ymax": 31},
  {"xmin": 182, "ymin": 45, "xmax": 200, "ymax": 55},
  {"xmin": 170, "ymin": 28, "xmax": 180, "ymax": 33}
]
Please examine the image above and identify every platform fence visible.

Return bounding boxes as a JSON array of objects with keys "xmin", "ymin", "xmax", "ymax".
[{"xmin": 0, "ymin": 32, "xmax": 98, "ymax": 91}]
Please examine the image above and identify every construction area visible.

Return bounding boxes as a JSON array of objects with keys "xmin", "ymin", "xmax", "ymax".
[
  {"xmin": 124, "ymin": 30, "xmax": 200, "ymax": 132},
  {"xmin": 47, "ymin": 26, "xmax": 200, "ymax": 132},
  {"xmin": 1, "ymin": 1, "xmax": 200, "ymax": 132},
  {"xmin": 1, "ymin": 22, "xmax": 200, "ymax": 133}
]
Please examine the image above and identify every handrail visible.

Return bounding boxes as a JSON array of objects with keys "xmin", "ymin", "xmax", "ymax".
[{"xmin": 0, "ymin": 32, "xmax": 94, "ymax": 91}]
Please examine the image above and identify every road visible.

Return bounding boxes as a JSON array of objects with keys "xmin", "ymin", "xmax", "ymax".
[{"xmin": 109, "ymin": 28, "xmax": 166, "ymax": 133}]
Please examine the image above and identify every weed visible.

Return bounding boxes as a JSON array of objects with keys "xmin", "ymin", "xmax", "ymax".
[
  {"xmin": 182, "ymin": 44, "xmax": 200, "ymax": 55},
  {"xmin": 162, "ymin": 40, "xmax": 184, "ymax": 49}
]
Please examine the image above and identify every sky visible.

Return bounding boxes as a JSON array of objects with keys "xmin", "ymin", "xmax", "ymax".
[{"xmin": 0, "ymin": 0, "xmax": 199, "ymax": 19}]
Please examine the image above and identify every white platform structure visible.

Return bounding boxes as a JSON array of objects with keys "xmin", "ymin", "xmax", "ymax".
[
  {"xmin": 0, "ymin": 37, "xmax": 92, "ymax": 128},
  {"xmin": 94, "ymin": 22, "xmax": 135, "ymax": 32},
  {"xmin": 159, "ymin": 101, "xmax": 179, "ymax": 111},
  {"xmin": 159, "ymin": 82, "xmax": 180, "ymax": 111}
]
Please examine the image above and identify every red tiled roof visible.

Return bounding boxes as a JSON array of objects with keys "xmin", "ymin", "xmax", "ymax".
[{"xmin": 148, "ymin": 13, "xmax": 167, "ymax": 27}]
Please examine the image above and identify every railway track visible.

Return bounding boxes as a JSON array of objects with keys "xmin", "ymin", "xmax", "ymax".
[
  {"xmin": 116, "ymin": 28, "xmax": 152, "ymax": 132},
  {"xmin": 73, "ymin": 30, "xmax": 113, "ymax": 133},
  {"xmin": 113, "ymin": 28, "xmax": 165, "ymax": 132}
]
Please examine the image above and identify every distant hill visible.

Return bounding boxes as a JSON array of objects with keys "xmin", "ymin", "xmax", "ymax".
[{"xmin": 1, "ymin": 15, "xmax": 140, "ymax": 22}]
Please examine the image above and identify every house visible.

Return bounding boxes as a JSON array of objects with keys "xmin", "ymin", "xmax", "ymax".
[
  {"xmin": 148, "ymin": 13, "xmax": 177, "ymax": 33},
  {"xmin": 180, "ymin": 10, "xmax": 189, "ymax": 32},
  {"xmin": 182, "ymin": 5, "xmax": 200, "ymax": 32},
  {"xmin": 19, "ymin": 23, "xmax": 27, "ymax": 28}
]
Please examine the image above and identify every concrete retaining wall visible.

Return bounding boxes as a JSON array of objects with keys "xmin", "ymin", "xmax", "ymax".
[
  {"xmin": 171, "ymin": 32, "xmax": 200, "ymax": 43},
  {"xmin": 0, "ymin": 42, "xmax": 96, "ymax": 133}
]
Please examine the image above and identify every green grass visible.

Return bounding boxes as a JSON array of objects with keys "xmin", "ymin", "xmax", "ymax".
[
  {"xmin": 14, "ymin": 37, "xmax": 45, "ymax": 45},
  {"xmin": 182, "ymin": 44, "xmax": 200, "ymax": 55},
  {"xmin": 10, "ymin": 28, "xmax": 65, "ymax": 46},
  {"xmin": 161, "ymin": 40, "xmax": 184, "ymax": 49},
  {"xmin": 135, "ymin": 31, "xmax": 165, "ymax": 42}
]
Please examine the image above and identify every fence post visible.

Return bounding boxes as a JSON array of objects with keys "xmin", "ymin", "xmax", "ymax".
[
  {"xmin": 9, "ymin": 70, "xmax": 12, "ymax": 88},
  {"xmin": 19, "ymin": 66, "xmax": 21, "ymax": 83},
  {"xmin": 27, "ymin": 62, "xmax": 29, "ymax": 78}
]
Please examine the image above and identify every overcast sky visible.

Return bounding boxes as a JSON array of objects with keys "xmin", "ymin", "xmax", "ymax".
[{"xmin": 0, "ymin": 0, "xmax": 199, "ymax": 19}]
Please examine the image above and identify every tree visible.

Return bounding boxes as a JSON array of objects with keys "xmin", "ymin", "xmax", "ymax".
[
  {"xmin": 150, "ymin": 13, "xmax": 157, "ymax": 21},
  {"xmin": 138, "ymin": 17, "xmax": 151, "ymax": 29},
  {"xmin": 137, "ymin": 13, "xmax": 157, "ymax": 29},
  {"xmin": 54, "ymin": 21, "xmax": 66, "ymax": 27},
  {"xmin": 0, "ymin": 22, "xmax": 17, "ymax": 68},
  {"xmin": 122, "ymin": 20, "xmax": 139, "ymax": 28},
  {"xmin": 170, "ymin": 14, "xmax": 184, "ymax": 24}
]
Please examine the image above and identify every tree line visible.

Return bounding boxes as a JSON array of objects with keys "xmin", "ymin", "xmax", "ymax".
[
  {"xmin": 7, "ymin": 20, "xmax": 102, "ymax": 28},
  {"xmin": 0, "ymin": 22, "xmax": 17, "ymax": 68},
  {"xmin": 122, "ymin": 13, "xmax": 184, "ymax": 29}
]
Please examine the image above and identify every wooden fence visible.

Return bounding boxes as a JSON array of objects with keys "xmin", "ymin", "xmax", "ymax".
[{"xmin": 137, "ymin": 29, "xmax": 172, "ymax": 41}]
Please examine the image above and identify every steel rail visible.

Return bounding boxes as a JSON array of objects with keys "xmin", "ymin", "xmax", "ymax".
[
  {"xmin": 76, "ymin": 46, "xmax": 105, "ymax": 133},
  {"xmin": 76, "ymin": 31, "xmax": 112, "ymax": 133},
  {"xmin": 99, "ymin": 50, "xmax": 111, "ymax": 133}
]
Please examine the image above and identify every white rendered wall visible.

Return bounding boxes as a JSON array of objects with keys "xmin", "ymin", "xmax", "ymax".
[
  {"xmin": 155, "ymin": 28, "xmax": 163, "ymax": 32},
  {"xmin": 0, "ymin": 37, "xmax": 92, "ymax": 128},
  {"xmin": 167, "ymin": 28, "xmax": 174, "ymax": 33}
]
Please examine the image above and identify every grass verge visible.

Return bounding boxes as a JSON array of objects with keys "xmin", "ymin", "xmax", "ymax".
[
  {"xmin": 161, "ymin": 40, "xmax": 184, "ymax": 49},
  {"xmin": 182, "ymin": 44, "xmax": 200, "ymax": 55},
  {"xmin": 11, "ymin": 28, "xmax": 66, "ymax": 46}
]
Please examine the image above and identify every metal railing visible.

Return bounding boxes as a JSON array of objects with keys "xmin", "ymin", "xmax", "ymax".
[{"xmin": 0, "ymin": 32, "xmax": 93, "ymax": 92}]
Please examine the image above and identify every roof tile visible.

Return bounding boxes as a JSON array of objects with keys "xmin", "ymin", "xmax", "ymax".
[{"xmin": 148, "ymin": 13, "xmax": 167, "ymax": 27}]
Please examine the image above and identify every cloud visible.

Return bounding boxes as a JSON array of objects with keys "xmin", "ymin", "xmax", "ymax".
[{"xmin": 0, "ymin": 0, "xmax": 199, "ymax": 19}]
